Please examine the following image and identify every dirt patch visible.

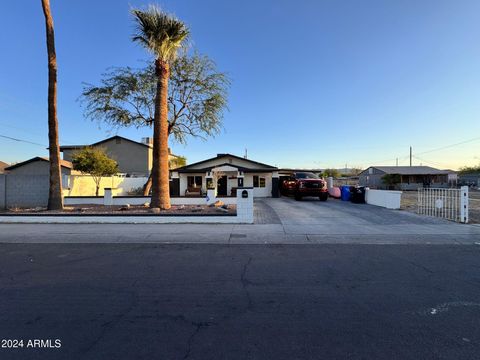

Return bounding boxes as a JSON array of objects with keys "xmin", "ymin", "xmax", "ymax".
[
  {"xmin": 1, "ymin": 204, "xmax": 236, "ymax": 216},
  {"xmin": 401, "ymin": 190, "xmax": 480, "ymax": 224}
]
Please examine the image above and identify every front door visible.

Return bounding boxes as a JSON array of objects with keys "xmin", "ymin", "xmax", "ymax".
[{"xmin": 217, "ymin": 176, "xmax": 227, "ymax": 196}]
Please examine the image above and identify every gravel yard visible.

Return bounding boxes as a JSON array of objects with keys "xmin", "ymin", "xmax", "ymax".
[
  {"xmin": 401, "ymin": 189, "xmax": 480, "ymax": 224},
  {"xmin": 1, "ymin": 204, "xmax": 236, "ymax": 216}
]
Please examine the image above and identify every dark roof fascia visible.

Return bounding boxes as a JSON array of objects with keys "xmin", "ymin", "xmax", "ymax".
[
  {"xmin": 360, "ymin": 166, "xmax": 450, "ymax": 176},
  {"xmin": 174, "ymin": 162, "xmax": 277, "ymax": 174},
  {"xmin": 5, "ymin": 157, "xmax": 72, "ymax": 170},
  {"xmin": 60, "ymin": 135, "xmax": 152, "ymax": 151},
  {"xmin": 173, "ymin": 153, "xmax": 277, "ymax": 172}
]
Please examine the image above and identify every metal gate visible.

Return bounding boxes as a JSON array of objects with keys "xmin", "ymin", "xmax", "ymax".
[{"xmin": 417, "ymin": 186, "xmax": 469, "ymax": 223}]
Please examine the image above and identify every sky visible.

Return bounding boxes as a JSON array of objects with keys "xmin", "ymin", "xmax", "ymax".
[{"xmin": 1, "ymin": 0, "xmax": 479, "ymax": 170}]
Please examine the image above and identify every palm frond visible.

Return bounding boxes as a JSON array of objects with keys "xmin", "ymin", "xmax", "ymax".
[{"xmin": 131, "ymin": 5, "xmax": 189, "ymax": 63}]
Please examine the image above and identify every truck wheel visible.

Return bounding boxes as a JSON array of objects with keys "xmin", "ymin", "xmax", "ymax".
[{"xmin": 319, "ymin": 193, "xmax": 328, "ymax": 201}]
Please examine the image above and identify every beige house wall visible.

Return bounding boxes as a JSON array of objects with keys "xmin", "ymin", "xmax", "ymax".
[
  {"xmin": 63, "ymin": 138, "xmax": 151, "ymax": 176},
  {"xmin": 63, "ymin": 175, "xmax": 148, "ymax": 196}
]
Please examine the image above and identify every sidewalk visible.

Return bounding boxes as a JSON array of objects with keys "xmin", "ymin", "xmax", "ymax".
[{"xmin": 0, "ymin": 222, "xmax": 479, "ymax": 244}]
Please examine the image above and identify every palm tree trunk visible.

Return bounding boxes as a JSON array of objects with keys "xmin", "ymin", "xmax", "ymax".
[
  {"xmin": 143, "ymin": 172, "xmax": 152, "ymax": 196},
  {"xmin": 41, "ymin": 0, "xmax": 63, "ymax": 210},
  {"xmin": 150, "ymin": 59, "xmax": 171, "ymax": 209}
]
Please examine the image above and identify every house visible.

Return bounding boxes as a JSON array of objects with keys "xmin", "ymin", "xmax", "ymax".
[
  {"xmin": 60, "ymin": 135, "xmax": 181, "ymax": 177},
  {"xmin": 359, "ymin": 166, "xmax": 452, "ymax": 190},
  {"xmin": 171, "ymin": 153, "xmax": 279, "ymax": 198},
  {"xmin": 459, "ymin": 171, "xmax": 480, "ymax": 187},
  {"xmin": 4, "ymin": 157, "xmax": 73, "ymax": 176},
  {"xmin": 0, "ymin": 161, "xmax": 8, "ymax": 174}
]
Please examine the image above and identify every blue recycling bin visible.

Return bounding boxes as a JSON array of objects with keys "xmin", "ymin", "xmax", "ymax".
[{"xmin": 340, "ymin": 185, "xmax": 351, "ymax": 201}]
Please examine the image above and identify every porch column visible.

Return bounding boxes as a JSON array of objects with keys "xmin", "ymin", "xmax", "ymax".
[
  {"xmin": 170, "ymin": 171, "xmax": 180, "ymax": 197},
  {"xmin": 237, "ymin": 171, "xmax": 244, "ymax": 187},
  {"xmin": 206, "ymin": 171, "xmax": 216, "ymax": 204},
  {"xmin": 272, "ymin": 171, "xmax": 279, "ymax": 198}
]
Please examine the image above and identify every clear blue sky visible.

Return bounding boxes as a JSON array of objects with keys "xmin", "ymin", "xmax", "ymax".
[{"xmin": 1, "ymin": 0, "xmax": 480, "ymax": 170}]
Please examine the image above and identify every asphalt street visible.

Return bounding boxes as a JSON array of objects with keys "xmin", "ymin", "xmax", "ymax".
[{"xmin": 0, "ymin": 243, "xmax": 480, "ymax": 360}]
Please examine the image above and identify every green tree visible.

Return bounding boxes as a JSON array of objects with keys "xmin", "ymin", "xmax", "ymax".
[
  {"xmin": 349, "ymin": 167, "xmax": 363, "ymax": 176},
  {"xmin": 41, "ymin": 0, "xmax": 63, "ymax": 210},
  {"xmin": 322, "ymin": 168, "xmax": 341, "ymax": 178},
  {"xmin": 129, "ymin": 6, "xmax": 189, "ymax": 209},
  {"xmin": 72, "ymin": 148, "xmax": 119, "ymax": 196},
  {"xmin": 80, "ymin": 52, "xmax": 229, "ymax": 195},
  {"xmin": 381, "ymin": 173, "xmax": 401, "ymax": 190},
  {"xmin": 458, "ymin": 164, "xmax": 480, "ymax": 174},
  {"xmin": 81, "ymin": 53, "xmax": 229, "ymax": 143},
  {"xmin": 169, "ymin": 155, "xmax": 186, "ymax": 170}
]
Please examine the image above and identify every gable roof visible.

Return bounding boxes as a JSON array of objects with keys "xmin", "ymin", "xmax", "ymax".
[
  {"xmin": 362, "ymin": 166, "xmax": 449, "ymax": 176},
  {"xmin": 59, "ymin": 135, "xmax": 181, "ymax": 158},
  {"xmin": 173, "ymin": 153, "xmax": 277, "ymax": 172},
  {"xmin": 60, "ymin": 135, "xmax": 152, "ymax": 151},
  {"xmin": 5, "ymin": 157, "xmax": 73, "ymax": 171}
]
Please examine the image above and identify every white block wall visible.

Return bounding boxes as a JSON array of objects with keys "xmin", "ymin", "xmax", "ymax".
[
  {"xmin": 365, "ymin": 189, "xmax": 402, "ymax": 209},
  {"xmin": 236, "ymin": 188, "xmax": 254, "ymax": 223},
  {"xmin": 59, "ymin": 188, "xmax": 254, "ymax": 224}
]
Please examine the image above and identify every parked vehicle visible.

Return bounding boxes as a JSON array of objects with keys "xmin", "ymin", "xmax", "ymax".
[{"xmin": 281, "ymin": 172, "xmax": 328, "ymax": 201}]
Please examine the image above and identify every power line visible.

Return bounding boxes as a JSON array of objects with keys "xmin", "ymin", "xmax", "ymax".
[
  {"xmin": 0, "ymin": 121, "xmax": 78, "ymax": 145},
  {"xmin": 412, "ymin": 155, "xmax": 450, "ymax": 168},
  {"xmin": 416, "ymin": 136, "xmax": 480, "ymax": 156},
  {"xmin": 0, "ymin": 134, "xmax": 46, "ymax": 147}
]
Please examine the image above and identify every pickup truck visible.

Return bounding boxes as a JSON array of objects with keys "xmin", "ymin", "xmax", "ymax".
[{"xmin": 281, "ymin": 172, "xmax": 328, "ymax": 201}]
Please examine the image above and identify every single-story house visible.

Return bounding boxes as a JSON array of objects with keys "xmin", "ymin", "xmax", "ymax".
[
  {"xmin": 0, "ymin": 160, "xmax": 8, "ymax": 174},
  {"xmin": 60, "ymin": 135, "xmax": 181, "ymax": 177},
  {"xmin": 171, "ymin": 153, "xmax": 279, "ymax": 198},
  {"xmin": 459, "ymin": 171, "xmax": 480, "ymax": 187},
  {"xmin": 359, "ymin": 166, "xmax": 453, "ymax": 190},
  {"xmin": 4, "ymin": 157, "xmax": 74, "ymax": 191},
  {"xmin": 5, "ymin": 157, "xmax": 73, "ymax": 176}
]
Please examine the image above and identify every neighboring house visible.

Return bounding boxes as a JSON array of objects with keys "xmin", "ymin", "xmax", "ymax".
[
  {"xmin": 459, "ymin": 171, "xmax": 480, "ymax": 187},
  {"xmin": 5, "ymin": 157, "xmax": 73, "ymax": 176},
  {"xmin": 0, "ymin": 160, "xmax": 8, "ymax": 174},
  {"xmin": 359, "ymin": 166, "xmax": 452, "ymax": 190},
  {"xmin": 171, "ymin": 153, "xmax": 279, "ymax": 198},
  {"xmin": 4, "ymin": 157, "xmax": 74, "ymax": 194},
  {"xmin": 60, "ymin": 135, "xmax": 181, "ymax": 177}
]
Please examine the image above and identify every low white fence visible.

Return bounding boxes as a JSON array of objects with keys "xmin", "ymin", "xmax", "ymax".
[
  {"xmin": 365, "ymin": 189, "xmax": 402, "ymax": 209},
  {"xmin": 417, "ymin": 186, "xmax": 469, "ymax": 223},
  {"xmin": 61, "ymin": 187, "xmax": 253, "ymax": 224}
]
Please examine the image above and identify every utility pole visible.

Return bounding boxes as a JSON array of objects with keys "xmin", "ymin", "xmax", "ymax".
[
  {"xmin": 409, "ymin": 146, "xmax": 412, "ymax": 167},
  {"xmin": 244, "ymin": 148, "xmax": 248, "ymax": 159}
]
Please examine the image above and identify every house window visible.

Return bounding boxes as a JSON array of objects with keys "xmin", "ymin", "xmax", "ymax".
[
  {"xmin": 187, "ymin": 176, "xmax": 202, "ymax": 187},
  {"xmin": 253, "ymin": 176, "xmax": 266, "ymax": 188}
]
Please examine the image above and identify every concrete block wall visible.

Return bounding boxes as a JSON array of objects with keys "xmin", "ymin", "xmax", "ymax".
[{"xmin": 2, "ymin": 174, "xmax": 49, "ymax": 208}]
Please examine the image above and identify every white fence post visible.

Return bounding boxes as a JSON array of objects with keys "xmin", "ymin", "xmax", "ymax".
[
  {"xmin": 104, "ymin": 188, "xmax": 113, "ymax": 206},
  {"xmin": 236, "ymin": 187, "xmax": 254, "ymax": 224},
  {"xmin": 460, "ymin": 186, "xmax": 469, "ymax": 223}
]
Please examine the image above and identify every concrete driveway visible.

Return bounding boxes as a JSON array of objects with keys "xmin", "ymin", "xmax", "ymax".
[{"xmin": 253, "ymin": 197, "xmax": 480, "ymax": 243}]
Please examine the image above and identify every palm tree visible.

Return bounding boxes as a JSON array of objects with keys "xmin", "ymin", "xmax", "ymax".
[
  {"xmin": 41, "ymin": 0, "xmax": 63, "ymax": 210},
  {"xmin": 131, "ymin": 6, "xmax": 189, "ymax": 209}
]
